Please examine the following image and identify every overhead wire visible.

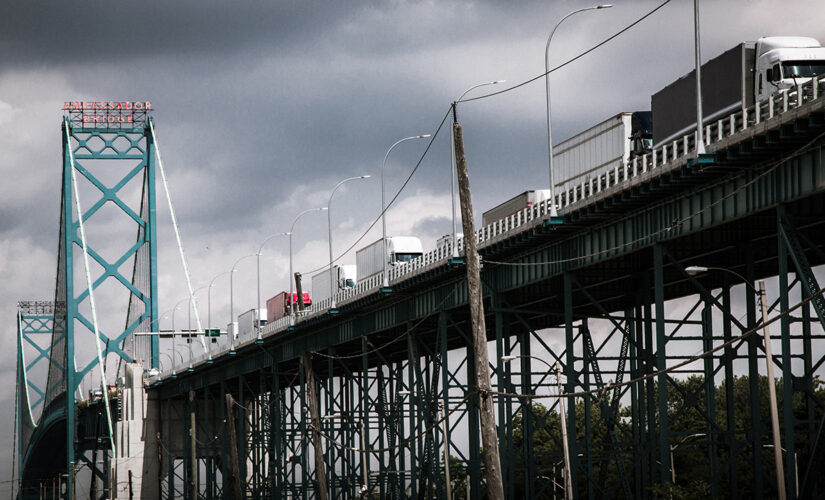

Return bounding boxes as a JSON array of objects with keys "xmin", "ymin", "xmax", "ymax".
[{"xmin": 458, "ymin": 0, "xmax": 675, "ymax": 104}]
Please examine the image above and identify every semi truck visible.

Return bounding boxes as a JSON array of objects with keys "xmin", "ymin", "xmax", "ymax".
[
  {"xmin": 652, "ymin": 36, "xmax": 825, "ymax": 145},
  {"xmin": 482, "ymin": 190, "xmax": 551, "ymax": 227},
  {"xmin": 482, "ymin": 112, "xmax": 651, "ymax": 225},
  {"xmin": 311, "ymin": 265, "xmax": 357, "ymax": 302},
  {"xmin": 356, "ymin": 236, "xmax": 424, "ymax": 281},
  {"xmin": 266, "ymin": 292, "xmax": 312, "ymax": 323},
  {"xmin": 237, "ymin": 308, "xmax": 266, "ymax": 337}
]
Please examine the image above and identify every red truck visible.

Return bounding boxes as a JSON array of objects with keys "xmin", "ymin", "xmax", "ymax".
[{"xmin": 266, "ymin": 292, "xmax": 312, "ymax": 323}]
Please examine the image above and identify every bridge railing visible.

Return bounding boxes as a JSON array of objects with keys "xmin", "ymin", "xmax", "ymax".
[{"xmin": 160, "ymin": 74, "xmax": 825, "ymax": 376}]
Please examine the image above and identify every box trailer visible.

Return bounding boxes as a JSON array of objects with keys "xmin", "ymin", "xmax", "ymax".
[
  {"xmin": 481, "ymin": 190, "xmax": 551, "ymax": 227},
  {"xmin": 652, "ymin": 37, "xmax": 825, "ymax": 146},
  {"xmin": 266, "ymin": 292, "xmax": 312, "ymax": 323},
  {"xmin": 311, "ymin": 265, "xmax": 356, "ymax": 303},
  {"xmin": 356, "ymin": 237, "xmax": 423, "ymax": 281},
  {"xmin": 552, "ymin": 111, "xmax": 651, "ymax": 203},
  {"xmin": 237, "ymin": 308, "xmax": 266, "ymax": 337}
]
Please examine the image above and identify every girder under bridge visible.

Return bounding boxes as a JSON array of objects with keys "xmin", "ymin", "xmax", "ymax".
[
  {"xmin": 14, "ymin": 76, "xmax": 825, "ymax": 500},
  {"xmin": 149, "ymin": 79, "xmax": 825, "ymax": 498}
]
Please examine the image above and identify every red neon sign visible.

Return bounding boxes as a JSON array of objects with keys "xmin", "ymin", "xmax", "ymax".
[{"xmin": 63, "ymin": 100, "xmax": 152, "ymax": 128}]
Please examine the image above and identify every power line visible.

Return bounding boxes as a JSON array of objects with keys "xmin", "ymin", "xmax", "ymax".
[{"xmin": 459, "ymin": 0, "xmax": 675, "ymax": 104}]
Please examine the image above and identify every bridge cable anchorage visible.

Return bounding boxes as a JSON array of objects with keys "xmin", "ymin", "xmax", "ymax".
[
  {"xmin": 314, "ymin": 393, "xmax": 473, "ymax": 454},
  {"xmin": 311, "ymin": 284, "xmax": 458, "ymax": 360},
  {"xmin": 64, "ymin": 119, "xmax": 117, "ymax": 460},
  {"xmin": 148, "ymin": 121, "xmax": 206, "ymax": 353},
  {"xmin": 492, "ymin": 284, "xmax": 825, "ymax": 402},
  {"xmin": 458, "ymin": 0, "xmax": 674, "ymax": 105},
  {"xmin": 483, "ymin": 129, "xmax": 825, "ymax": 269}
]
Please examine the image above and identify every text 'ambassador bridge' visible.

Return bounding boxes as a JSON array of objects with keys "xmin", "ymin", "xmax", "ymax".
[{"xmin": 13, "ymin": 74, "xmax": 825, "ymax": 500}]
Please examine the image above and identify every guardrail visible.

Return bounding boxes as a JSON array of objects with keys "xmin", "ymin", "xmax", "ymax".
[{"xmin": 156, "ymin": 75, "xmax": 825, "ymax": 381}]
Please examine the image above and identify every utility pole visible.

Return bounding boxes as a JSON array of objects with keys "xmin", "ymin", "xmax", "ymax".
[
  {"xmin": 759, "ymin": 280, "xmax": 786, "ymax": 500},
  {"xmin": 302, "ymin": 352, "xmax": 329, "ymax": 500},
  {"xmin": 225, "ymin": 394, "xmax": 243, "ymax": 500},
  {"xmin": 452, "ymin": 104, "xmax": 505, "ymax": 500}
]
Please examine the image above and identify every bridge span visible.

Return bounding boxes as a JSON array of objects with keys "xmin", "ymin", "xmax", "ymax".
[{"xmin": 16, "ymin": 77, "xmax": 825, "ymax": 498}]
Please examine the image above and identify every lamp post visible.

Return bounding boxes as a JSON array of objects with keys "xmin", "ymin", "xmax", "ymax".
[
  {"xmin": 685, "ymin": 265, "xmax": 786, "ymax": 500},
  {"xmin": 450, "ymin": 81, "xmax": 505, "ymax": 257},
  {"xmin": 171, "ymin": 298, "xmax": 189, "ymax": 372},
  {"xmin": 288, "ymin": 207, "xmax": 327, "ymax": 324},
  {"xmin": 186, "ymin": 285, "xmax": 210, "ymax": 369},
  {"xmin": 328, "ymin": 175, "xmax": 371, "ymax": 311},
  {"xmin": 502, "ymin": 354, "xmax": 572, "ymax": 500},
  {"xmin": 381, "ymin": 135, "xmax": 430, "ymax": 290},
  {"xmin": 693, "ymin": 0, "xmax": 706, "ymax": 155},
  {"xmin": 207, "ymin": 270, "xmax": 231, "ymax": 354},
  {"xmin": 669, "ymin": 432, "xmax": 706, "ymax": 484},
  {"xmin": 323, "ymin": 413, "xmax": 369, "ymax": 497},
  {"xmin": 545, "ymin": 4, "xmax": 612, "ymax": 217},
  {"xmin": 257, "ymin": 233, "xmax": 288, "ymax": 342},
  {"xmin": 230, "ymin": 253, "xmax": 256, "ymax": 353}
]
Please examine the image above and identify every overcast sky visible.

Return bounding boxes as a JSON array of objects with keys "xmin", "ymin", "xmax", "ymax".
[{"xmin": 2, "ymin": 0, "xmax": 824, "ymax": 493}]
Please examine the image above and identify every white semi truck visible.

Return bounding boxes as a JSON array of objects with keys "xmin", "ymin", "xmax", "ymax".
[
  {"xmin": 652, "ymin": 36, "xmax": 825, "ymax": 145},
  {"xmin": 356, "ymin": 237, "xmax": 424, "ymax": 281},
  {"xmin": 311, "ymin": 264, "xmax": 357, "ymax": 302}
]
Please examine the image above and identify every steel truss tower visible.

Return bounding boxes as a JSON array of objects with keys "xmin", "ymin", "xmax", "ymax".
[{"xmin": 16, "ymin": 107, "xmax": 160, "ymax": 498}]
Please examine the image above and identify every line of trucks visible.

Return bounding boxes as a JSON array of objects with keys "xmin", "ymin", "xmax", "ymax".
[
  {"xmin": 233, "ymin": 237, "xmax": 425, "ymax": 337},
  {"xmin": 484, "ymin": 36, "xmax": 825, "ymax": 224},
  {"xmin": 233, "ymin": 37, "xmax": 825, "ymax": 338}
]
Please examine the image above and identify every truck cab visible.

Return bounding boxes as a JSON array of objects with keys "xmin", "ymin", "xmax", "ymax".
[{"xmin": 755, "ymin": 36, "xmax": 825, "ymax": 102}]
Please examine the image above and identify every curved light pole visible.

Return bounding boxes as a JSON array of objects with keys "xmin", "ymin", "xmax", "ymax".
[
  {"xmin": 230, "ymin": 254, "xmax": 256, "ymax": 353},
  {"xmin": 171, "ymin": 298, "xmax": 189, "ymax": 372},
  {"xmin": 257, "ymin": 233, "xmax": 289, "ymax": 342},
  {"xmin": 685, "ymin": 265, "xmax": 786, "ymax": 499},
  {"xmin": 545, "ymin": 4, "xmax": 612, "ymax": 217},
  {"xmin": 289, "ymin": 207, "xmax": 328, "ymax": 325},
  {"xmin": 381, "ymin": 135, "xmax": 431, "ymax": 290},
  {"xmin": 185, "ymin": 285, "xmax": 210, "ymax": 369},
  {"xmin": 451, "ymin": 81, "xmax": 505, "ymax": 257},
  {"xmin": 328, "ymin": 175, "xmax": 371, "ymax": 311}
]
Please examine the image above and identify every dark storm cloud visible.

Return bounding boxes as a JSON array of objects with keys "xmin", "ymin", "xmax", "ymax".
[{"xmin": 0, "ymin": 1, "xmax": 353, "ymax": 66}]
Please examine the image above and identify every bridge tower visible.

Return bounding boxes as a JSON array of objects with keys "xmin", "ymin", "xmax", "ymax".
[{"xmin": 16, "ymin": 102, "xmax": 160, "ymax": 498}]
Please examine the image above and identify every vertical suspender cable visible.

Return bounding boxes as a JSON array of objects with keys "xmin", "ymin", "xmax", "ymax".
[
  {"xmin": 64, "ymin": 120, "xmax": 116, "ymax": 460},
  {"xmin": 149, "ymin": 121, "xmax": 207, "ymax": 352}
]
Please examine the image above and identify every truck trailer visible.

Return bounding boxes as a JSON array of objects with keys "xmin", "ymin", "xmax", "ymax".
[
  {"xmin": 481, "ymin": 190, "xmax": 551, "ymax": 227},
  {"xmin": 237, "ymin": 308, "xmax": 266, "ymax": 338},
  {"xmin": 266, "ymin": 292, "xmax": 312, "ymax": 323},
  {"xmin": 552, "ymin": 111, "xmax": 652, "ymax": 204},
  {"xmin": 652, "ymin": 36, "xmax": 825, "ymax": 145},
  {"xmin": 311, "ymin": 265, "xmax": 356, "ymax": 302},
  {"xmin": 356, "ymin": 237, "xmax": 424, "ymax": 281}
]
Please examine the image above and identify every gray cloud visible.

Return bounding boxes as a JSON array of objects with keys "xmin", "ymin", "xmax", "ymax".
[{"xmin": 3, "ymin": 0, "xmax": 825, "ymax": 495}]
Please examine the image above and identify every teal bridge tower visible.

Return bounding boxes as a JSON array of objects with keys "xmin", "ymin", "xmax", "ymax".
[{"xmin": 16, "ymin": 102, "xmax": 159, "ymax": 498}]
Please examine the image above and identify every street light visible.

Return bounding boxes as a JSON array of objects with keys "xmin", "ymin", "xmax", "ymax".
[
  {"xmin": 207, "ymin": 270, "xmax": 232, "ymax": 357},
  {"xmin": 451, "ymin": 80, "xmax": 505, "ymax": 258},
  {"xmin": 171, "ymin": 297, "xmax": 189, "ymax": 372},
  {"xmin": 381, "ymin": 135, "xmax": 431, "ymax": 290},
  {"xmin": 669, "ymin": 432, "xmax": 706, "ymax": 484},
  {"xmin": 685, "ymin": 265, "xmax": 786, "ymax": 500},
  {"xmin": 185, "ymin": 285, "xmax": 210, "ymax": 370},
  {"xmin": 257, "ymin": 233, "xmax": 289, "ymax": 342},
  {"xmin": 289, "ymin": 207, "xmax": 327, "ymax": 324},
  {"xmin": 545, "ymin": 4, "xmax": 612, "ymax": 217},
  {"xmin": 323, "ymin": 413, "xmax": 369, "ymax": 496},
  {"xmin": 502, "ymin": 355, "xmax": 572, "ymax": 500},
  {"xmin": 230, "ymin": 253, "xmax": 257, "ymax": 353},
  {"xmin": 328, "ymin": 175, "xmax": 371, "ymax": 312}
]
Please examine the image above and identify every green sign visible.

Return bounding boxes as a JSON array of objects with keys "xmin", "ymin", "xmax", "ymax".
[{"xmin": 204, "ymin": 329, "xmax": 221, "ymax": 337}]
